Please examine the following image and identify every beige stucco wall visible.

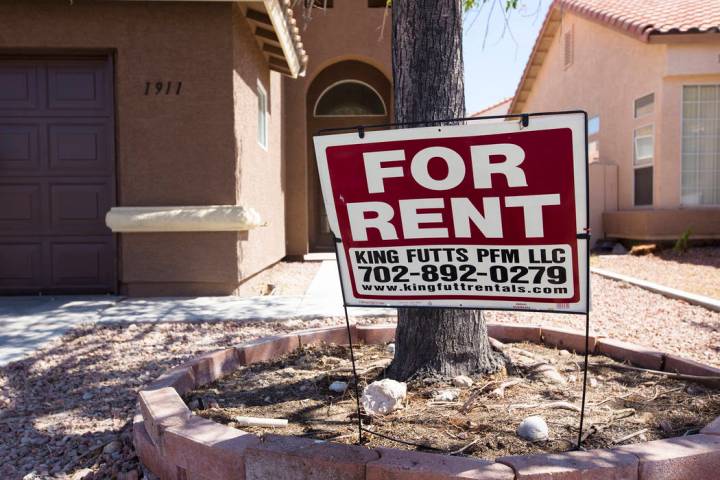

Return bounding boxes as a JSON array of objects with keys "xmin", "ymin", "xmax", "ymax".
[
  {"xmin": 0, "ymin": 1, "xmax": 274, "ymax": 295},
  {"xmin": 283, "ymin": 1, "xmax": 392, "ymax": 256},
  {"xmin": 232, "ymin": 5, "xmax": 286, "ymax": 280},
  {"xmin": 520, "ymin": 12, "xmax": 667, "ymax": 213}
]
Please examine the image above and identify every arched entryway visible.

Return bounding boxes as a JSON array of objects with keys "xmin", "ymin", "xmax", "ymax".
[{"xmin": 306, "ymin": 60, "xmax": 391, "ymax": 251}]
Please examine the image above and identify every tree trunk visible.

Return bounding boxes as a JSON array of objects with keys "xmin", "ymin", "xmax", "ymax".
[{"xmin": 387, "ymin": 0, "xmax": 503, "ymax": 381}]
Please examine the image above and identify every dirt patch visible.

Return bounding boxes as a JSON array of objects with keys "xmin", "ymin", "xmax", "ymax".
[
  {"xmin": 236, "ymin": 261, "xmax": 321, "ymax": 297},
  {"xmin": 187, "ymin": 341, "xmax": 720, "ymax": 458},
  {"xmin": 591, "ymin": 246, "xmax": 720, "ymax": 299}
]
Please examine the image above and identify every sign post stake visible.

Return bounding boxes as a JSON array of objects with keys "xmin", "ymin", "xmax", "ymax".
[{"xmin": 332, "ymin": 235, "xmax": 365, "ymax": 445}]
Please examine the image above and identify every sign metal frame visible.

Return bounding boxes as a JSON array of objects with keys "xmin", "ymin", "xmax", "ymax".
[{"xmin": 314, "ymin": 111, "xmax": 592, "ymax": 451}]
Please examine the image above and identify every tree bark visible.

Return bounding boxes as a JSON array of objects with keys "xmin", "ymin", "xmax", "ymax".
[{"xmin": 387, "ymin": 0, "xmax": 503, "ymax": 381}]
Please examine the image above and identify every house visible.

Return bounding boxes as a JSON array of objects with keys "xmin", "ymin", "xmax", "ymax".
[
  {"xmin": 510, "ymin": 0, "xmax": 720, "ymax": 244},
  {"xmin": 283, "ymin": 0, "xmax": 392, "ymax": 255},
  {"xmin": 471, "ymin": 97, "xmax": 512, "ymax": 118},
  {"xmin": 0, "ymin": 0, "xmax": 388, "ymax": 297}
]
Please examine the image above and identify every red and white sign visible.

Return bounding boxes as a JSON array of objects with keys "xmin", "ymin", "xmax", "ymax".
[{"xmin": 313, "ymin": 113, "xmax": 588, "ymax": 313}]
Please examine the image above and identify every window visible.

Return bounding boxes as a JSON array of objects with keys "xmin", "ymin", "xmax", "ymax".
[
  {"xmin": 588, "ymin": 116, "xmax": 600, "ymax": 136},
  {"xmin": 563, "ymin": 26, "xmax": 574, "ymax": 68},
  {"xmin": 588, "ymin": 116, "xmax": 600, "ymax": 162},
  {"xmin": 633, "ymin": 125, "xmax": 654, "ymax": 206},
  {"xmin": 257, "ymin": 81, "xmax": 268, "ymax": 149},
  {"xmin": 682, "ymin": 85, "xmax": 720, "ymax": 205},
  {"xmin": 634, "ymin": 93, "xmax": 654, "ymax": 118},
  {"xmin": 314, "ymin": 80, "xmax": 386, "ymax": 117}
]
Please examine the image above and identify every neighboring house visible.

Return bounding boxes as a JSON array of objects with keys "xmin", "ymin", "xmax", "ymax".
[
  {"xmin": 510, "ymin": 0, "xmax": 720, "ymax": 244},
  {"xmin": 0, "ymin": 0, "xmax": 391, "ymax": 296},
  {"xmin": 471, "ymin": 97, "xmax": 512, "ymax": 118}
]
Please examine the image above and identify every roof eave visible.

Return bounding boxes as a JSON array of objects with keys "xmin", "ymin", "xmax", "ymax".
[
  {"xmin": 508, "ymin": 5, "xmax": 562, "ymax": 114},
  {"xmin": 238, "ymin": 0, "xmax": 307, "ymax": 78}
]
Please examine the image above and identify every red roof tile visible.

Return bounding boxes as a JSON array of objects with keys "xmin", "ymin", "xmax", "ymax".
[{"xmin": 560, "ymin": 0, "xmax": 720, "ymax": 39}]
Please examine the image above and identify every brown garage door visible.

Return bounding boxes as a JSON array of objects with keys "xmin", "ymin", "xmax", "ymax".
[{"xmin": 0, "ymin": 56, "xmax": 116, "ymax": 294}]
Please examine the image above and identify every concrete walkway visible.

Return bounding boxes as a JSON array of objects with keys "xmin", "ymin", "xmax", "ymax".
[{"xmin": 0, "ymin": 259, "xmax": 393, "ymax": 366}]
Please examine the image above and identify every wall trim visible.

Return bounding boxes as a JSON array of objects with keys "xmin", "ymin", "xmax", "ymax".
[{"xmin": 106, "ymin": 205, "xmax": 265, "ymax": 233}]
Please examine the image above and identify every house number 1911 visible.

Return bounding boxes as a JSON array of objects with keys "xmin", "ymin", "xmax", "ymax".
[{"xmin": 145, "ymin": 81, "xmax": 183, "ymax": 96}]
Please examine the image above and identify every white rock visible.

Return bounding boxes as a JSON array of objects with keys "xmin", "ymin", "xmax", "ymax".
[
  {"xmin": 71, "ymin": 468, "xmax": 93, "ymax": 480},
  {"xmin": 329, "ymin": 381, "xmax": 348, "ymax": 393},
  {"xmin": 433, "ymin": 389, "xmax": 459, "ymax": 402},
  {"xmin": 589, "ymin": 377, "xmax": 598, "ymax": 388},
  {"xmin": 534, "ymin": 363, "xmax": 566, "ymax": 385},
  {"xmin": 452, "ymin": 375, "xmax": 473, "ymax": 388},
  {"xmin": 558, "ymin": 350, "xmax": 571, "ymax": 357},
  {"xmin": 518, "ymin": 415, "xmax": 549, "ymax": 442},
  {"xmin": 386, "ymin": 343, "xmax": 396, "ymax": 355},
  {"xmin": 361, "ymin": 379, "xmax": 406, "ymax": 416}
]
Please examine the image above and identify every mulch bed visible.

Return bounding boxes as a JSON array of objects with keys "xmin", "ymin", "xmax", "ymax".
[{"xmin": 188, "ymin": 342, "xmax": 720, "ymax": 459}]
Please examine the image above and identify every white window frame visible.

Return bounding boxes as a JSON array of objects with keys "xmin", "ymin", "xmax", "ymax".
[
  {"xmin": 313, "ymin": 80, "xmax": 387, "ymax": 118},
  {"xmin": 257, "ymin": 80, "xmax": 268, "ymax": 150},
  {"xmin": 633, "ymin": 124, "xmax": 654, "ymax": 207},
  {"xmin": 634, "ymin": 93, "xmax": 655, "ymax": 119},
  {"xmin": 680, "ymin": 83, "xmax": 720, "ymax": 207}
]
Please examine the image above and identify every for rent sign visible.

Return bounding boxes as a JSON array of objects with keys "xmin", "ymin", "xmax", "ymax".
[{"xmin": 313, "ymin": 113, "xmax": 588, "ymax": 313}]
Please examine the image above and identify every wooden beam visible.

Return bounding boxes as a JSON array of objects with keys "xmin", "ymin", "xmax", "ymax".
[
  {"xmin": 246, "ymin": 8, "xmax": 272, "ymax": 26},
  {"xmin": 268, "ymin": 56, "xmax": 290, "ymax": 70},
  {"xmin": 255, "ymin": 26, "xmax": 280, "ymax": 43},
  {"xmin": 262, "ymin": 43, "xmax": 285, "ymax": 57}
]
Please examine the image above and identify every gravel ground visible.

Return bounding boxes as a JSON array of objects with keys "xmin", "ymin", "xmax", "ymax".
[
  {"xmin": 236, "ymin": 261, "xmax": 321, "ymax": 297},
  {"xmin": 591, "ymin": 247, "xmax": 720, "ymax": 299},
  {"xmin": 486, "ymin": 274, "xmax": 720, "ymax": 367},
  {"xmin": 1, "ymin": 273, "xmax": 718, "ymax": 479}
]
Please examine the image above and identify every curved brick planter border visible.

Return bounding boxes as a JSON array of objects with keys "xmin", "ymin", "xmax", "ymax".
[{"xmin": 134, "ymin": 324, "xmax": 720, "ymax": 480}]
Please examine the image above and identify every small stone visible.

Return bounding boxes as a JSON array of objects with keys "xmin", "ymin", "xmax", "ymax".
[
  {"xmin": 517, "ymin": 415, "xmax": 549, "ymax": 442},
  {"xmin": 659, "ymin": 419, "xmax": 674, "ymax": 434},
  {"xmin": 687, "ymin": 384, "xmax": 706, "ymax": 395},
  {"xmin": 433, "ymin": 389, "xmax": 459, "ymax": 402},
  {"xmin": 533, "ymin": 363, "xmax": 566, "ymax": 385},
  {"xmin": 119, "ymin": 470, "xmax": 139, "ymax": 480},
  {"xmin": 386, "ymin": 343, "xmax": 396, "ymax": 355},
  {"xmin": 329, "ymin": 381, "xmax": 348, "ymax": 393},
  {"xmin": 103, "ymin": 440, "xmax": 122, "ymax": 454},
  {"xmin": 452, "ymin": 375, "xmax": 473, "ymax": 388},
  {"xmin": 589, "ymin": 377, "xmax": 598, "ymax": 388},
  {"xmin": 558, "ymin": 350, "xmax": 571, "ymax": 357},
  {"xmin": 611, "ymin": 243, "xmax": 628, "ymax": 255},
  {"xmin": 81, "ymin": 392, "xmax": 94, "ymax": 400},
  {"xmin": 361, "ymin": 379, "xmax": 406, "ymax": 416}
]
